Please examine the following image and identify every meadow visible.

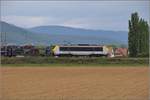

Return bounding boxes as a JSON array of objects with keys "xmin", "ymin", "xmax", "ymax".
[{"xmin": 1, "ymin": 57, "xmax": 149, "ymax": 67}]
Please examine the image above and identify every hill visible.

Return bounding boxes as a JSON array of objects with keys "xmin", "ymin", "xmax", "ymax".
[
  {"xmin": 1, "ymin": 21, "xmax": 128, "ymax": 46},
  {"xmin": 0, "ymin": 21, "xmax": 49, "ymax": 45},
  {"xmin": 30, "ymin": 25, "xmax": 128, "ymax": 45}
]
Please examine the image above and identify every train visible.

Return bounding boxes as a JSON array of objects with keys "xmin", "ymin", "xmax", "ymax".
[
  {"xmin": 52, "ymin": 45, "xmax": 110, "ymax": 57},
  {"xmin": 1, "ymin": 44, "xmax": 119, "ymax": 57},
  {"xmin": 1, "ymin": 45, "xmax": 43, "ymax": 57}
]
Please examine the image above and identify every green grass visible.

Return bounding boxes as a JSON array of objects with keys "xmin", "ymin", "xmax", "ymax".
[
  {"xmin": 1, "ymin": 57, "xmax": 149, "ymax": 67},
  {"xmin": 1, "ymin": 64, "xmax": 148, "ymax": 67}
]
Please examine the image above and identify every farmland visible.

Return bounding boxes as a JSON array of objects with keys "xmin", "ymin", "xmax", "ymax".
[{"xmin": 0, "ymin": 66, "xmax": 149, "ymax": 100}]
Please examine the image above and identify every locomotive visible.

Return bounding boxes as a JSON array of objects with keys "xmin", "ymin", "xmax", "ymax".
[{"xmin": 52, "ymin": 45, "xmax": 110, "ymax": 57}]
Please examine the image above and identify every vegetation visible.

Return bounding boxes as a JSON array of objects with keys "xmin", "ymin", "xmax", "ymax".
[
  {"xmin": 128, "ymin": 12, "xmax": 149, "ymax": 57},
  {"xmin": 1, "ymin": 57, "xmax": 148, "ymax": 67}
]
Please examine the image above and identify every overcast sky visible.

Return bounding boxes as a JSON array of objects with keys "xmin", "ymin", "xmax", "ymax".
[{"xmin": 1, "ymin": 1, "xmax": 149, "ymax": 31}]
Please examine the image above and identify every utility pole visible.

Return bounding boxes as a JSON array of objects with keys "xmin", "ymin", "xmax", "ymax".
[
  {"xmin": 25, "ymin": 32, "xmax": 27, "ymax": 45},
  {"xmin": 4, "ymin": 32, "xmax": 7, "ymax": 56},
  {"xmin": 1, "ymin": 32, "xmax": 3, "ymax": 46},
  {"xmin": 0, "ymin": 32, "xmax": 3, "ymax": 57}
]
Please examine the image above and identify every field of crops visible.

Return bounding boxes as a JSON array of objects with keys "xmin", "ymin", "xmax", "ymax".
[{"xmin": 1, "ymin": 66, "xmax": 149, "ymax": 100}]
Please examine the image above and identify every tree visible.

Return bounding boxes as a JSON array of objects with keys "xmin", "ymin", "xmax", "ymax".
[
  {"xmin": 128, "ymin": 12, "xmax": 149, "ymax": 57},
  {"xmin": 128, "ymin": 12, "xmax": 139, "ymax": 57}
]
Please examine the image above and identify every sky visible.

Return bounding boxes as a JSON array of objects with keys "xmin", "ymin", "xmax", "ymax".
[{"xmin": 1, "ymin": 1, "xmax": 150, "ymax": 31}]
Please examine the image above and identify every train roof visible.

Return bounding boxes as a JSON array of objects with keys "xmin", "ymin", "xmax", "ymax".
[{"xmin": 56, "ymin": 45, "xmax": 104, "ymax": 47}]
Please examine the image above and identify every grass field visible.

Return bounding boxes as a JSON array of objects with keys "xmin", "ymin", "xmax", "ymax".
[
  {"xmin": 1, "ymin": 57, "xmax": 149, "ymax": 67},
  {"xmin": 0, "ymin": 66, "xmax": 149, "ymax": 100}
]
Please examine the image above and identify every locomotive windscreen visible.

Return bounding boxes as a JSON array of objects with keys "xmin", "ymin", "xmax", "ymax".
[{"xmin": 60, "ymin": 47, "xmax": 103, "ymax": 51}]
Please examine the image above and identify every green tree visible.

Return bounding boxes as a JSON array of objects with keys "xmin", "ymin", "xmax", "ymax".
[
  {"xmin": 128, "ymin": 12, "xmax": 149, "ymax": 57},
  {"xmin": 128, "ymin": 12, "xmax": 139, "ymax": 57}
]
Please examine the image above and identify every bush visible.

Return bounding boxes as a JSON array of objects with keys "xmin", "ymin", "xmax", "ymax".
[{"xmin": 138, "ymin": 53, "xmax": 149, "ymax": 57}]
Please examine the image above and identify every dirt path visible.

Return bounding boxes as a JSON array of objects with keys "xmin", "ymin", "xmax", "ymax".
[{"xmin": 0, "ymin": 67, "xmax": 149, "ymax": 100}]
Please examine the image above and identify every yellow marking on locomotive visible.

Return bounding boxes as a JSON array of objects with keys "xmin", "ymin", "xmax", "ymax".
[
  {"xmin": 52, "ymin": 45, "xmax": 59, "ymax": 53},
  {"xmin": 103, "ymin": 46, "xmax": 108, "ymax": 53}
]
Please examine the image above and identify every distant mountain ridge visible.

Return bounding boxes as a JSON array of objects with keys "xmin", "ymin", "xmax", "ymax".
[
  {"xmin": 29, "ymin": 25, "xmax": 128, "ymax": 44},
  {"xmin": 0, "ymin": 21, "xmax": 50, "ymax": 45},
  {"xmin": 1, "ymin": 21, "xmax": 128, "ymax": 46}
]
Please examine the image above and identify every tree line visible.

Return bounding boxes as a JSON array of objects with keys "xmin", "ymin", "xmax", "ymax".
[{"xmin": 128, "ymin": 12, "xmax": 149, "ymax": 57}]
